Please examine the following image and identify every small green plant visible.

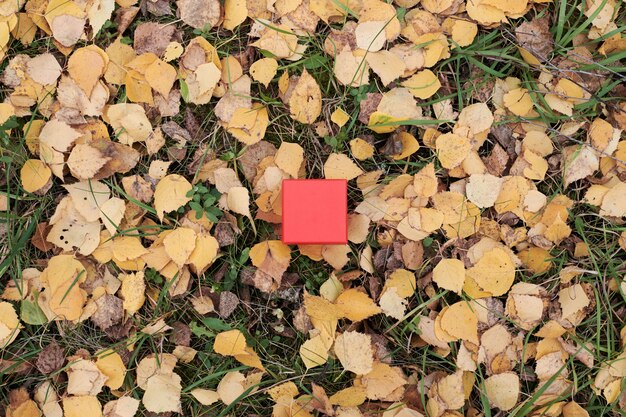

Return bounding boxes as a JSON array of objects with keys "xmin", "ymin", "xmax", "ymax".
[
  {"xmin": 185, "ymin": 184, "xmax": 223, "ymax": 222},
  {"xmin": 223, "ymin": 247, "xmax": 250, "ymax": 291},
  {"xmin": 144, "ymin": 267, "xmax": 163, "ymax": 285}
]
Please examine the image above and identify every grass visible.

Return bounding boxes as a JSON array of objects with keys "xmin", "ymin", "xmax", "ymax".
[{"xmin": 1, "ymin": 0, "xmax": 626, "ymax": 415}]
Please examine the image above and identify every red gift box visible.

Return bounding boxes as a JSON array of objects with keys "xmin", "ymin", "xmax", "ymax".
[{"xmin": 281, "ymin": 179, "xmax": 348, "ymax": 245}]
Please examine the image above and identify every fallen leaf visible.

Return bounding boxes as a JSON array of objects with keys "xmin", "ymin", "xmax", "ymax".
[
  {"xmin": 334, "ymin": 331, "xmax": 374, "ymax": 375},
  {"xmin": 250, "ymin": 58, "xmax": 278, "ymax": 87},
  {"xmin": 433, "ymin": 258, "xmax": 465, "ymax": 294},
  {"xmin": 484, "ymin": 373, "xmax": 519, "ymax": 411},
  {"xmin": 559, "ymin": 284, "xmax": 590, "ymax": 320},
  {"xmin": 275, "ymin": 142, "xmax": 305, "ymax": 178},
  {"xmin": 324, "ymin": 153, "xmax": 363, "ymax": 180},
  {"xmin": 154, "ymin": 174, "xmax": 193, "ymax": 221},
  {"xmin": 335, "ymin": 288, "xmax": 381, "ymax": 322},
  {"xmin": 190, "ymin": 389, "xmax": 220, "ymax": 405},
  {"xmin": 288, "ymin": 69, "xmax": 322, "ymax": 124},
  {"xmin": 21, "ymin": 159, "xmax": 51, "ymax": 194}
]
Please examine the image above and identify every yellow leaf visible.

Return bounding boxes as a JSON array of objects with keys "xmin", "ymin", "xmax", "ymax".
[
  {"xmin": 335, "ymin": 288, "xmax": 381, "ymax": 322},
  {"xmin": 392, "ymin": 131, "xmax": 420, "ymax": 160},
  {"xmin": 214, "ymin": 329, "xmax": 248, "ymax": 356},
  {"xmin": 324, "ymin": 153, "xmax": 363, "ymax": 180},
  {"xmin": 217, "ymin": 371, "xmax": 246, "ymax": 405},
  {"xmin": 466, "ymin": 173, "xmax": 504, "ymax": 208},
  {"xmin": 68, "ymin": 46, "xmax": 107, "ymax": 95},
  {"xmin": 300, "ymin": 334, "xmax": 330, "ymax": 369},
  {"xmin": 251, "ymin": 24, "xmax": 298, "ymax": 59},
  {"xmin": 563, "ymin": 402, "xmax": 590, "ymax": 417},
  {"xmin": 106, "ymin": 103, "xmax": 152, "ymax": 145},
  {"xmin": 249, "ymin": 240, "xmax": 291, "ymax": 291},
  {"xmin": 250, "ymin": 58, "xmax": 278, "ymax": 88},
  {"xmin": 365, "ymin": 50, "xmax": 406, "ymax": 86},
  {"xmin": 355, "ymin": 20, "xmax": 386, "ymax": 52},
  {"xmin": 234, "ymin": 346, "xmax": 265, "ymax": 371},
  {"xmin": 432, "ymin": 259, "xmax": 465, "ymax": 294},
  {"xmin": 484, "ymin": 373, "xmax": 519, "ymax": 411},
  {"xmin": 359, "ymin": 362, "xmax": 407, "ymax": 401},
  {"xmin": 466, "ymin": 248, "xmax": 515, "ymax": 296},
  {"xmin": 439, "ymin": 301, "xmax": 478, "ymax": 344},
  {"xmin": 145, "ymin": 59, "xmax": 177, "ymax": 97},
  {"xmin": 288, "ymin": 69, "xmax": 322, "ymax": 124},
  {"xmin": 190, "ymin": 389, "xmax": 220, "ymax": 405},
  {"xmin": 63, "ymin": 396, "xmax": 102, "ymax": 417},
  {"xmin": 40, "ymin": 255, "xmax": 86, "ymax": 321},
  {"xmin": 96, "ymin": 349, "xmax": 126, "ymax": 390},
  {"xmin": 143, "ymin": 373, "xmax": 182, "ymax": 413},
  {"xmin": 503, "ymin": 87, "xmax": 534, "ymax": 116},
  {"xmin": 223, "ymin": 0, "xmax": 247, "ymax": 30},
  {"xmin": 378, "ymin": 287, "xmax": 407, "ymax": 320},
  {"xmin": 67, "ymin": 143, "xmax": 112, "ymax": 180},
  {"xmin": 349, "ymin": 138, "xmax": 374, "ymax": 161},
  {"xmin": 153, "ymin": 174, "xmax": 192, "ymax": 221},
  {"xmin": 329, "ymin": 387, "xmax": 367, "ymax": 407},
  {"xmin": 21, "ymin": 159, "xmax": 51, "ymax": 194},
  {"xmin": 319, "ymin": 273, "xmax": 343, "ymax": 302},
  {"xmin": 436, "ymin": 133, "xmax": 471, "ymax": 169},
  {"xmin": 559, "ymin": 284, "xmax": 590, "ymax": 320},
  {"xmin": 331, "ymin": 107, "xmax": 350, "ymax": 128},
  {"xmin": 67, "ymin": 359, "xmax": 108, "ymax": 395},
  {"xmin": 443, "ymin": 18, "xmax": 478, "ymax": 47},
  {"xmin": 227, "ymin": 105, "xmax": 269, "ymax": 145},
  {"xmin": 126, "ymin": 70, "xmax": 154, "ymax": 104},
  {"xmin": 163, "ymin": 227, "xmax": 197, "ymax": 268},
  {"xmin": 268, "ymin": 382, "xmax": 299, "ymax": 401},
  {"xmin": 334, "ymin": 47, "xmax": 370, "ymax": 87},
  {"xmin": 102, "ymin": 397, "xmax": 139, "ymax": 417},
  {"xmin": 401, "ymin": 69, "xmax": 441, "ymax": 99},
  {"xmin": 163, "ymin": 42, "xmax": 183, "ymax": 62},
  {"xmin": 187, "ymin": 233, "xmax": 219, "ymax": 275},
  {"xmin": 334, "ymin": 331, "xmax": 374, "ymax": 375},
  {"xmin": 275, "ymin": 142, "xmax": 304, "ymax": 178},
  {"xmin": 383, "ymin": 269, "xmax": 416, "ymax": 298},
  {"xmin": 322, "ymin": 244, "xmax": 350, "ymax": 270},
  {"xmin": 119, "ymin": 271, "xmax": 145, "ymax": 315},
  {"xmin": 0, "ymin": 302, "xmax": 20, "ymax": 348},
  {"xmin": 105, "ymin": 38, "xmax": 136, "ymax": 85}
]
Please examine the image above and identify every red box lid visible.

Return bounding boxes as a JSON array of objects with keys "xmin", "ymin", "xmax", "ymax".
[{"xmin": 281, "ymin": 179, "xmax": 348, "ymax": 245}]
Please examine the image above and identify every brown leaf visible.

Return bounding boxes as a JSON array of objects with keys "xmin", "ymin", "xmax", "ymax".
[
  {"xmin": 114, "ymin": 6, "xmax": 139, "ymax": 34},
  {"xmin": 91, "ymin": 295, "xmax": 124, "ymax": 331},
  {"xmin": 122, "ymin": 175, "xmax": 154, "ymax": 203},
  {"xmin": 238, "ymin": 141, "xmax": 277, "ymax": 181},
  {"xmin": 177, "ymin": 0, "xmax": 221, "ymax": 30},
  {"xmin": 90, "ymin": 139, "xmax": 140, "ymax": 179},
  {"xmin": 323, "ymin": 21, "xmax": 357, "ymax": 57},
  {"xmin": 154, "ymin": 89, "xmax": 181, "ymax": 117},
  {"xmin": 170, "ymin": 322, "xmax": 192, "ymax": 347},
  {"xmin": 358, "ymin": 93, "xmax": 382, "ymax": 125},
  {"xmin": 484, "ymin": 143, "xmax": 510, "ymax": 177},
  {"xmin": 104, "ymin": 319, "xmax": 134, "ymax": 340},
  {"xmin": 134, "ymin": 22, "xmax": 176, "ymax": 56},
  {"xmin": 36, "ymin": 340, "xmax": 65, "ymax": 374},
  {"xmin": 515, "ymin": 17, "xmax": 554, "ymax": 62},
  {"xmin": 161, "ymin": 120, "xmax": 191, "ymax": 144},
  {"xmin": 31, "ymin": 222, "xmax": 55, "ymax": 252},
  {"xmin": 401, "ymin": 241, "xmax": 424, "ymax": 271},
  {"xmin": 215, "ymin": 221, "xmax": 236, "ymax": 247},
  {"xmin": 146, "ymin": 0, "xmax": 173, "ymax": 16},
  {"xmin": 218, "ymin": 291, "xmax": 239, "ymax": 318},
  {"xmin": 184, "ymin": 107, "xmax": 203, "ymax": 140}
]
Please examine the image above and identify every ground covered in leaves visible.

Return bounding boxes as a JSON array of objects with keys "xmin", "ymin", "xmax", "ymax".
[{"xmin": 1, "ymin": 0, "xmax": 626, "ymax": 416}]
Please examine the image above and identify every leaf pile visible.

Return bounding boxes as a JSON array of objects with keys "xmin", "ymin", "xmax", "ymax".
[{"xmin": 1, "ymin": 0, "xmax": 626, "ymax": 416}]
